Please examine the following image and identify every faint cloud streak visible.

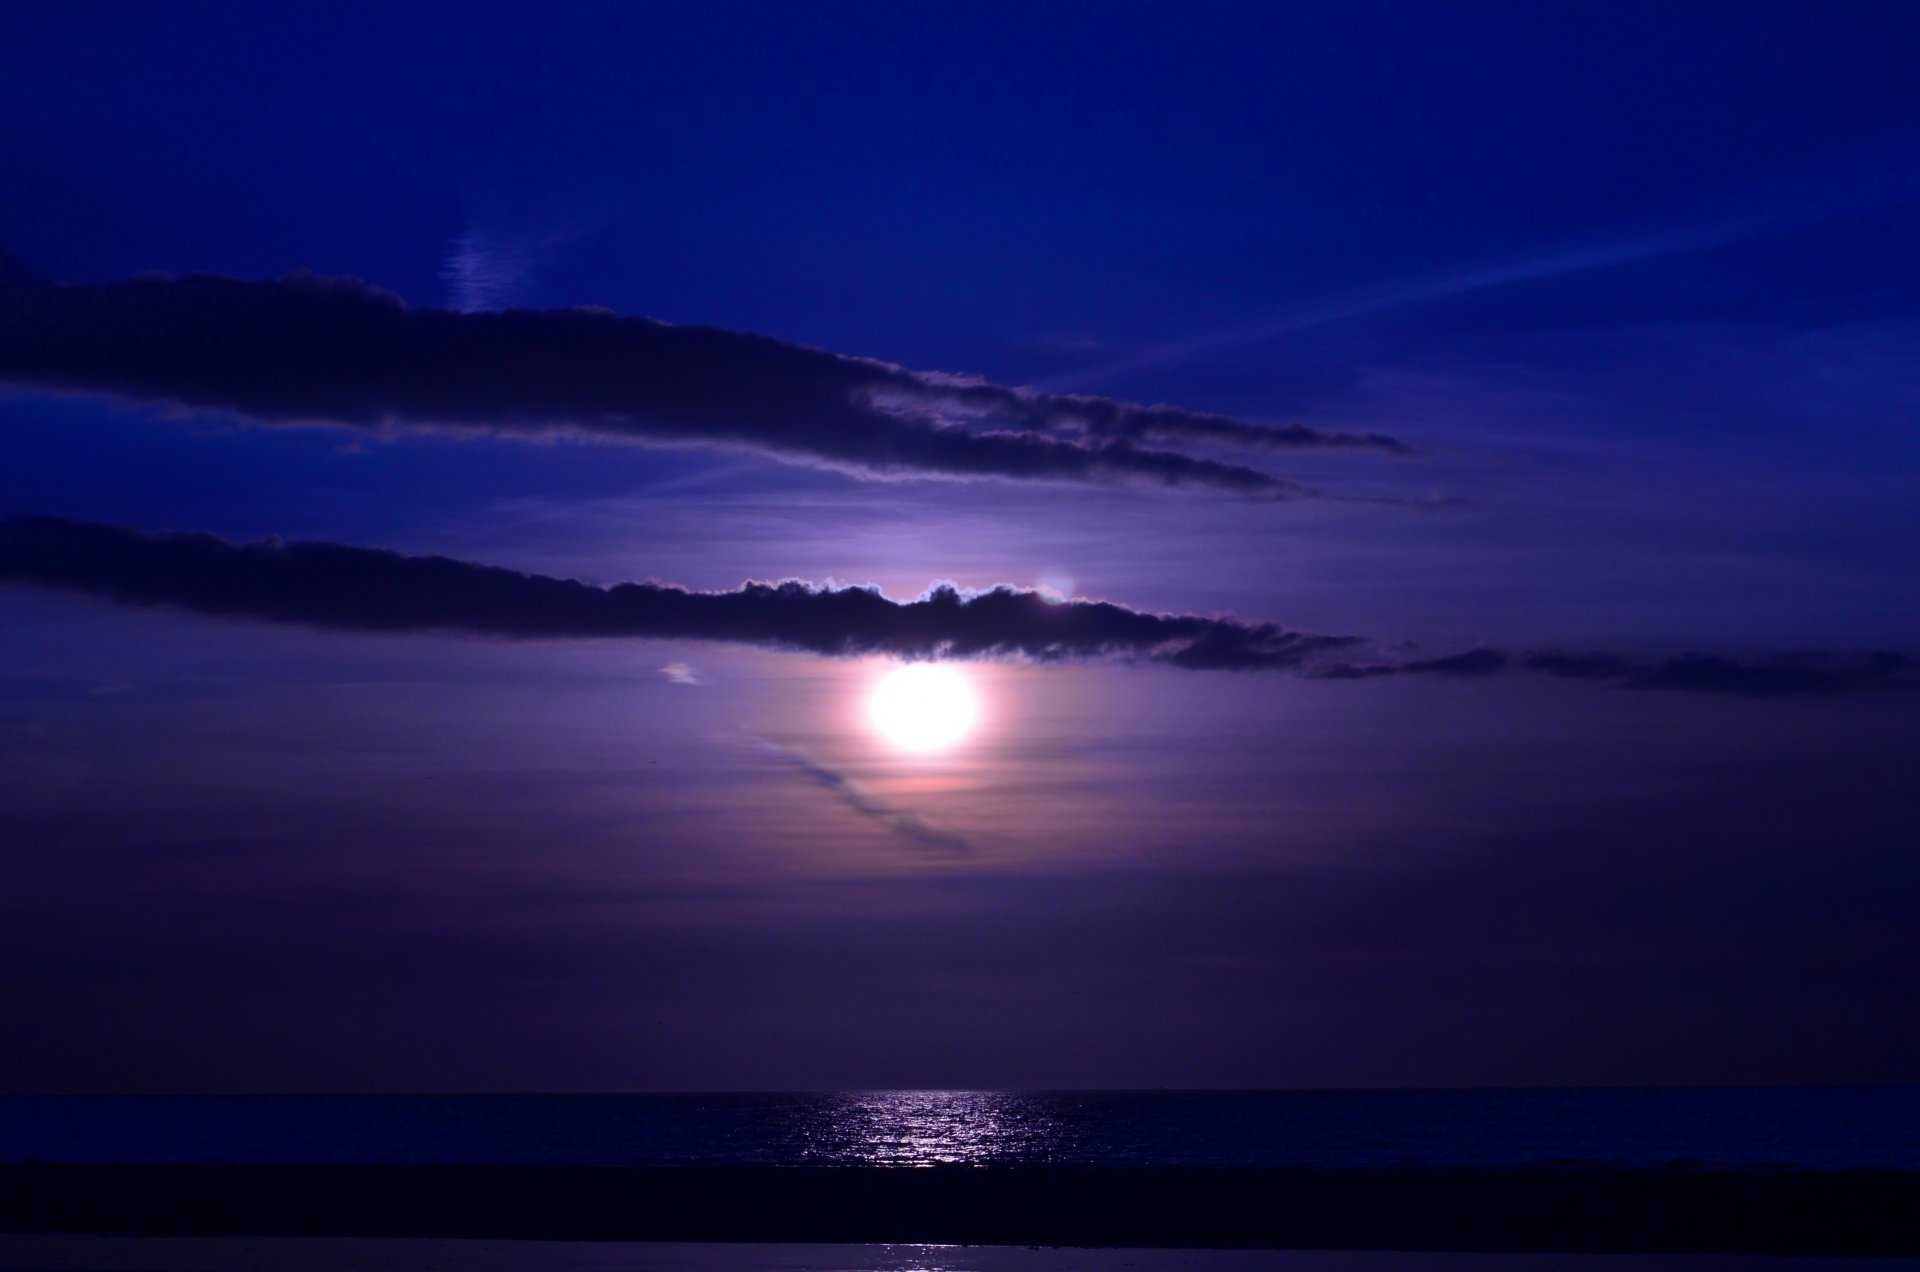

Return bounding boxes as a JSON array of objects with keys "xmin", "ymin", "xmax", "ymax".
[{"xmin": 749, "ymin": 735, "xmax": 970, "ymax": 857}]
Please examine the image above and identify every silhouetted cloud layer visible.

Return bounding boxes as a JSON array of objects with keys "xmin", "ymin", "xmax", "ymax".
[
  {"xmin": 0, "ymin": 517, "xmax": 1353, "ymax": 669},
  {"xmin": 914, "ymin": 371, "xmax": 1415, "ymax": 455},
  {"xmin": 1315, "ymin": 647, "xmax": 1918, "ymax": 697},
  {"xmin": 0, "ymin": 268, "xmax": 1408, "ymax": 494},
  {"xmin": 2, "ymin": 517, "xmax": 1911, "ymax": 697}
]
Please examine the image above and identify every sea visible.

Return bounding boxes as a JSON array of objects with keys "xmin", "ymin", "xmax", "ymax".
[{"xmin": 2, "ymin": 1087, "xmax": 1916, "ymax": 1170}]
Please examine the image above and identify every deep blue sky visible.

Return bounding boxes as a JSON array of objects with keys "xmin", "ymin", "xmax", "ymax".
[{"xmin": 1, "ymin": 2, "xmax": 1917, "ymax": 1090}]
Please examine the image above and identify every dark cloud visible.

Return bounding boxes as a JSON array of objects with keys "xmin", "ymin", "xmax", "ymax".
[
  {"xmin": 0, "ymin": 250, "xmax": 42, "ymax": 290},
  {"xmin": 916, "ymin": 372, "xmax": 1416, "ymax": 455},
  {"xmin": 4, "ymin": 516, "xmax": 1911, "ymax": 698},
  {"xmin": 1407, "ymin": 648, "xmax": 1510, "ymax": 676},
  {"xmin": 751, "ymin": 737, "xmax": 969, "ymax": 856},
  {"xmin": 1519, "ymin": 650, "xmax": 1635, "ymax": 681},
  {"xmin": 0, "ymin": 516, "xmax": 1355, "ymax": 670},
  {"xmin": 1317, "ymin": 646, "xmax": 1916, "ymax": 697},
  {"xmin": 1532, "ymin": 648, "xmax": 1920, "ymax": 697},
  {"xmin": 0, "ymin": 267, "xmax": 1409, "ymax": 495},
  {"xmin": 1306, "ymin": 648, "xmax": 1510, "ymax": 680}
]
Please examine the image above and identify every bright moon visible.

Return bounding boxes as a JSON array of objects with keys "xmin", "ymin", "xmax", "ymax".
[{"xmin": 869, "ymin": 663, "xmax": 978, "ymax": 753}]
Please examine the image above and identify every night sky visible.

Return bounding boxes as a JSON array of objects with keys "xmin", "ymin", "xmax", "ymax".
[{"xmin": 1, "ymin": 1, "xmax": 1917, "ymax": 1092}]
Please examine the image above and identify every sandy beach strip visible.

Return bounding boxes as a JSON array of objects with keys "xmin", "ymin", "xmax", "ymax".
[{"xmin": 0, "ymin": 1164, "xmax": 1916, "ymax": 1256}]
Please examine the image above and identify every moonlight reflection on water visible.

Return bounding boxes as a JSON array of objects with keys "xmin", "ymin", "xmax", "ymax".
[
  {"xmin": 801, "ymin": 1092, "xmax": 1073, "ymax": 1166},
  {"xmin": 5, "ymin": 1089, "xmax": 1916, "ymax": 1169}
]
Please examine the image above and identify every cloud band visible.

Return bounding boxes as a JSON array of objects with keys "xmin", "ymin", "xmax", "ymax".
[
  {"xmin": 0, "ymin": 266, "xmax": 1407, "ymax": 495},
  {"xmin": 2, "ymin": 516, "xmax": 1909, "ymax": 697}
]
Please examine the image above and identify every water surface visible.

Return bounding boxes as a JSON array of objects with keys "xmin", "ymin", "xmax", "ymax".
[{"xmin": 3, "ymin": 1088, "xmax": 1915, "ymax": 1169}]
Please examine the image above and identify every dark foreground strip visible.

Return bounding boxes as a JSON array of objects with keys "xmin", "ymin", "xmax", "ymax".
[{"xmin": 1, "ymin": 1164, "xmax": 1916, "ymax": 1255}]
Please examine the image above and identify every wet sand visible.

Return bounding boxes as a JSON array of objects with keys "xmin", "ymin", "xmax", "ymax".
[
  {"xmin": 2, "ymin": 1235, "xmax": 1918, "ymax": 1272},
  {"xmin": 1, "ymin": 1164, "xmax": 1916, "ymax": 1255}
]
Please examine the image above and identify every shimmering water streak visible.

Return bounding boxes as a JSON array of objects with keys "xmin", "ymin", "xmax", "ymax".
[
  {"xmin": 2, "ymin": 1088, "xmax": 1917, "ymax": 1169},
  {"xmin": 798, "ymin": 1092, "xmax": 1070, "ymax": 1165}
]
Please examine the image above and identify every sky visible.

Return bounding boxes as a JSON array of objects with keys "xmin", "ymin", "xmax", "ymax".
[{"xmin": 0, "ymin": 0, "xmax": 1917, "ymax": 1092}]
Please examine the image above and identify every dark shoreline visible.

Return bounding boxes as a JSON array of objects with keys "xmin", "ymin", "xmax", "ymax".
[{"xmin": 2, "ymin": 1164, "xmax": 1917, "ymax": 1255}]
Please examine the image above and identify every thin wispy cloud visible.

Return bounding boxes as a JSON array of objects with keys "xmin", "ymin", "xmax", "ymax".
[
  {"xmin": 1056, "ymin": 140, "xmax": 1920, "ymax": 390},
  {"xmin": 441, "ymin": 228, "xmax": 542, "ymax": 313},
  {"xmin": 750, "ymin": 736, "xmax": 969, "ymax": 856},
  {"xmin": 1312, "ymin": 647, "xmax": 1919, "ymax": 698}
]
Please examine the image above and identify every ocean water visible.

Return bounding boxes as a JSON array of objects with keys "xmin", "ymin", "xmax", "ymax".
[{"xmin": 1, "ymin": 1087, "xmax": 1916, "ymax": 1169}]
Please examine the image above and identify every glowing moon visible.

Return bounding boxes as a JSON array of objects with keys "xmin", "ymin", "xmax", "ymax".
[{"xmin": 869, "ymin": 663, "xmax": 978, "ymax": 753}]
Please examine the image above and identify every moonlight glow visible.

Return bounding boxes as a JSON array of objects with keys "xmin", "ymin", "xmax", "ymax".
[{"xmin": 869, "ymin": 663, "xmax": 979, "ymax": 753}]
